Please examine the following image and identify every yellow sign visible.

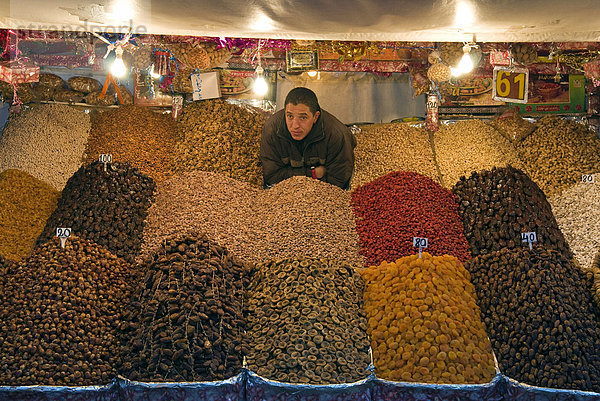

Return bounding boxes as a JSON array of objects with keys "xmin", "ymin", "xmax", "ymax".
[{"xmin": 492, "ymin": 67, "xmax": 529, "ymax": 104}]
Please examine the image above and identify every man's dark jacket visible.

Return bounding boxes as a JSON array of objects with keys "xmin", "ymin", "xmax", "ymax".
[{"xmin": 260, "ymin": 109, "xmax": 356, "ymax": 189}]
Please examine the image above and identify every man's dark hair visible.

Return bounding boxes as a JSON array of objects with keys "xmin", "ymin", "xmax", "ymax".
[{"xmin": 284, "ymin": 87, "xmax": 320, "ymax": 114}]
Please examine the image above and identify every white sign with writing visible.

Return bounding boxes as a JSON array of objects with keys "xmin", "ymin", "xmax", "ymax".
[{"xmin": 191, "ymin": 71, "xmax": 221, "ymax": 101}]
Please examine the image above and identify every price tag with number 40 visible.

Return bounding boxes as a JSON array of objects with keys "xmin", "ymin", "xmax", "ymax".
[{"xmin": 521, "ymin": 232, "xmax": 537, "ymax": 250}]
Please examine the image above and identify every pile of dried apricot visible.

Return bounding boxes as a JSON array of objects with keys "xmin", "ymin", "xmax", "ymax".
[{"xmin": 361, "ymin": 253, "xmax": 496, "ymax": 384}]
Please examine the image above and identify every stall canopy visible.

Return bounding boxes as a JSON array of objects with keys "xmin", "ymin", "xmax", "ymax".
[{"xmin": 2, "ymin": 0, "xmax": 600, "ymax": 42}]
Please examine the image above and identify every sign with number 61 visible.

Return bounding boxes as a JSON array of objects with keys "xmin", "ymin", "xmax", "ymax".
[{"xmin": 492, "ymin": 67, "xmax": 529, "ymax": 104}]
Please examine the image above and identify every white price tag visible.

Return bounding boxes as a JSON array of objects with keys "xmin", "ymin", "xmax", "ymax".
[
  {"xmin": 521, "ymin": 232, "xmax": 537, "ymax": 250},
  {"xmin": 582, "ymin": 174, "xmax": 595, "ymax": 183},
  {"xmin": 99, "ymin": 154, "xmax": 112, "ymax": 172},
  {"xmin": 56, "ymin": 227, "xmax": 72, "ymax": 249},
  {"xmin": 56, "ymin": 227, "xmax": 72, "ymax": 238},
  {"xmin": 413, "ymin": 237, "xmax": 428, "ymax": 248},
  {"xmin": 413, "ymin": 237, "xmax": 428, "ymax": 258},
  {"xmin": 99, "ymin": 154, "xmax": 112, "ymax": 164}
]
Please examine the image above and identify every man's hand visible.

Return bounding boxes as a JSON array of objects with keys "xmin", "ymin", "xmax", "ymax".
[{"xmin": 314, "ymin": 166, "xmax": 326, "ymax": 179}]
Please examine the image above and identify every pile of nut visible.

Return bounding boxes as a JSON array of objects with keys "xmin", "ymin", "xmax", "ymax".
[
  {"xmin": 173, "ymin": 99, "xmax": 266, "ymax": 186},
  {"xmin": 434, "ymin": 119, "xmax": 523, "ymax": 189},
  {"xmin": 517, "ymin": 116, "xmax": 600, "ymax": 196},
  {"xmin": 141, "ymin": 173, "xmax": 363, "ymax": 267},
  {"xmin": 245, "ymin": 257, "xmax": 371, "ymax": 384},
  {"xmin": 453, "ymin": 166, "xmax": 571, "ymax": 258},
  {"xmin": 361, "ymin": 253, "xmax": 496, "ymax": 384},
  {"xmin": 37, "ymin": 161, "xmax": 156, "ymax": 263},
  {"xmin": 254, "ymin": 176, "xmax": 364, "ymax": 266},
  {"xmin": 0, "ymin": 104, "xmax": 91, "ymax": 190},
  {"xmin": 85, "ymin": 105, "xmax": 178, "ymax": 182},
  {"xmin": 0, "ymin": 236, "xmax": 134, "ymax": 385},
  {"xmin": 0, "ymin": 169, "xmax": 59, "ymax": 261},
  {"xmin": 122, "ymin": 232, "xmax": 249, "ymax": 382},
  {"xmin": 351, "ymin": 123, "xmax": 440, "ymax": 189},
  {"xmin": 594, "ymin": 253, "xmax": 600, "ymax": 308},
  {"xmin": 352, "ymin": 171, "xmax": 471, "ymax": 267},
  {"xmin": 549, "ymin": 183, "xmax": 600, "ymax": 274},
  {"xmin": 467, "ymin": 247, "xmax": 600, "ymax": 392}
]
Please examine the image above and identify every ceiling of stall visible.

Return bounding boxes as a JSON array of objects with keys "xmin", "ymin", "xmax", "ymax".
[{"xmin": 2, "ymin": 0, "xmax": 600, "ymax": 42}]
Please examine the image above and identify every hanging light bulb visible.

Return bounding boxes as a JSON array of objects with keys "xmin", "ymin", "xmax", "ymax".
[
  {"xmin": 458, "ymin": 45, "xmax": 473, "ymax": 72},
  {"xmin": 451, "ymin": 44, "xmax": 474, "ymax": 77},
  {"xmin": 150, "ymin": 64, "xmax": 161, "ymax": 79},
  {"xmin": 110, "ymin": 46, "xmax": 127, "ymax": 77},
  {"xmin": 307, "ymin": 70, "xmax": 318, "ymax": 77},
  {"xmin": 253, "ymin": 65, "xmax": 268, "ymax": 96}
]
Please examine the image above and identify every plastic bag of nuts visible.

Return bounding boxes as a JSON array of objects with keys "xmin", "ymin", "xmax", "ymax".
[
  {"xmin": 38, "ymin": 73, "xmax": 65, "ymax": 88},
  {"xmin": 32, "ymin": 84, "xmax": 55, "ymax": 101},
  {"xmin": 53, "ymin": 89, "xmax": 84, "ymax": 103},
  {"xmin": 118, "ymin": 85, "xmax": 134, "ymax": 105},
  {"xmin": 172, "ymin": 67, "xmax": 194, "ymax": 93},
  {"xmin": 85, "ymin": 91, "xmax": 116, "ymax": 106},
  {"xmin": 67, "ymin": 76, "xmax": 102, "ymax": 93},
  {"xmin": 488, "ymin": 108, "xmax": 536, "ymax": 143}
]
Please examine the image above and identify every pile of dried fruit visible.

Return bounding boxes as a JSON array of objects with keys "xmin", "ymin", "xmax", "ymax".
[
  {"xmin": 351, "ymin": 123, "xmax": 439, "ymax": 189},
  {"xmin": 352, "ymin": 171, "xmax": 471, "ymax": 267},
  {"xmin": 434, "ymin": 119, "xmax": 523, "ymax": 188},
  {"xmin": 173, "ymin": 99, "xmax": 266, "ymax": 186},
  {"xmin": 0, "ymin": 169, "xmax": 59, "ymax": 261},
  {"xmin": 453, "ymin": 166, "xmax": 571, "ymax": 258},
  {"xmin": 0, "ymin": 255, "xmax": 14, "ymax": 276},
  {"xmin": 467, "ymin": 247, "xmax": 600, "ymax": 392},
  {"xmin": 85, "ymin": 106, "xmax": 178, "ymax": 182},
  {"xmin": 593, "ymin": 252, "xmax": 600, "ymax": 309},
  {"xmin": 0, "ymin": 236, "xmax": 134, "ymax": 385},
  {"xmin": 37, "ymin": 161, "xmax": 155, "ymax": 263},
  {"xmin": 141, "ymin": 173, "xmax": 363, "ymax": 267},
  {"xmin": 361, "ymin": 253, "xmax": 496, "ymax": 384},
  {"xmin": 245, "ymin": 257, "xmax": 370, "ymax": 384},
  {"xmin": 517, "ymin": 116, "xmax": 600, "ymax": 196},
  {"xmin": 122, "ymin": 232, "xmax": 248, "ymax": 382},
  {"xmin": 548, "ymin": 183, "xmax": 600, "ymax": 274},
  {"xmin": 0, "ymin": 104, "xmax": 91, "ymax": 190}
]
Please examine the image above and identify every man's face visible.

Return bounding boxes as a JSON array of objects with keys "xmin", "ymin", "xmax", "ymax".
[{"xmin": 285, "ymin": 103, "xmax": 320, "ymax": 141}]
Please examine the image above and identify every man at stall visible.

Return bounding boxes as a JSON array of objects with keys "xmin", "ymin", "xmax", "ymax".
[{"xmin": 260, "ymin": 87, "xmax": 356, "ymax": 190}]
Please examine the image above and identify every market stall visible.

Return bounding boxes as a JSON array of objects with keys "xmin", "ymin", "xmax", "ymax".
[{"xmin": 1, "ymin": 1, "xmax": 600, "ymax": 400}]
